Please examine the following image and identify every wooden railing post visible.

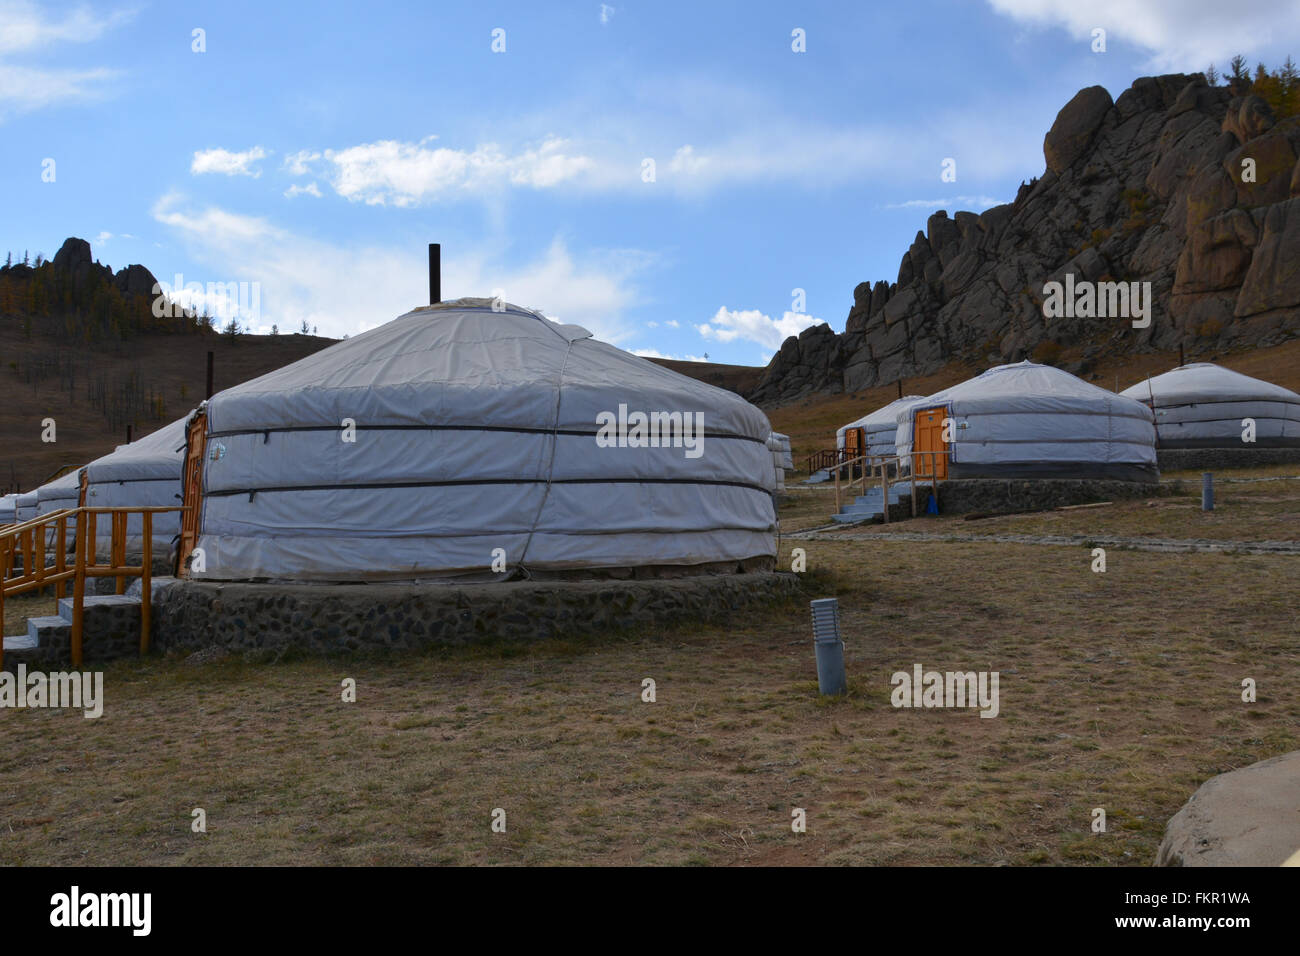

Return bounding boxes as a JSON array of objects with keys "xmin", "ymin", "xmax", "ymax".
[
  {"xmin": 881, "ymin": 459, "xmax": 890, "ymax": 524},
  {"xmin": 72, "ymin": 508, "xmax": 87, "ymax": 668},
  {"xmin": 55, "ymin": 515, "xmax": 67, "ymax": 600},
  {"xmin": 140, "ymin": 512, "xmax": 152, "ymax": 655}
]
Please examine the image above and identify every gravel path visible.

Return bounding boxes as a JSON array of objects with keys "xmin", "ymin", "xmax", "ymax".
[{"xmin": 785, "ymin": 528, "xmax": 1300, "ymax": 555}]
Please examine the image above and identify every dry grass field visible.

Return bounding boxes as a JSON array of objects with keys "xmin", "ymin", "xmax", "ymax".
[{"xmin": 1, "ymin": 471, "xmax": 1295, "ymax": 866}]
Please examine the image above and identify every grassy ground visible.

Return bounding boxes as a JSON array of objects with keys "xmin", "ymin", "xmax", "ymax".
[
  {"xmin": 789, "ymin": 473, "xmax": 1300, "ymax": 542},
  {"xmin": 2, "ymin": 479, "xmax": 1296, "ymax": 866}
]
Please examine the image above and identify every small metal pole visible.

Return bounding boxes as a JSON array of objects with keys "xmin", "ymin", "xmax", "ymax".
[
  {"xmin": 429, "ymin": 243, "xmax": 441, "ymax": 304},
  {"xmin": 1202, "ymin": 472, "xmax": 1214, "ymax": 511},
  {"xmin": 810, "ymin": 598, "xmax": 847, "ymax": 695},
  {"xmin": 205, "ymin": 351, "xmax": 214, "ymax": 399}
]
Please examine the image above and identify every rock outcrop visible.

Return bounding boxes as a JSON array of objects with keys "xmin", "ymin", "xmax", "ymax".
[
  {"xmin": 753, "ymin": 73, "xmax": 1300, "ymax": 405},
  {"xmin": 1156, "ymin": 750, "xmax": 1300, "ymax": 866},
  {"xmin": 47, "ymin": 236, "xmax": 159, "ymax": 299}
]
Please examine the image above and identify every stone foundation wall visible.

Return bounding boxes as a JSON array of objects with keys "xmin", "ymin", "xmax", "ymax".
[
  {"xmin": 1156, "ymin": 446, "xmax": 1300, "ymax": 472},
  {"xmin": 920, "ymin": 478, "xmax": 1182, "ymax": 516},
  {"xmin": 146, "ymin": 571, "xmax": 804, "ymax": 658}
]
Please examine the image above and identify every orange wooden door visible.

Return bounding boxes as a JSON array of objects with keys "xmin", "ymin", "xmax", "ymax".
[
  {"xmin": 913, "ymin": 406, "xmax": 949, "ymax": 479},
  {"xmin": 177, "ymin": 412, "xmax": 208, "ymax": 576},
  {"xmin": 844, "ymin": 426, "xmax": 862, "ymax": 459}
]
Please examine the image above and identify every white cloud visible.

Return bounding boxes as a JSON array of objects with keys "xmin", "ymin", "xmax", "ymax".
[
  {"xmin": 324, "ymin": 136, "xmax": 595, "ymax": 206},
  {"xmin": 283, "ymin": 150, "xmax": 321, "ymax": 176},
  {"xmin": 884, "ymin": 195, "xmax": 1008, "ymax": 210},
  {"xmin": 985, "ymin": 0, "xmax": 1300, "ymax": 69},
  {"xmin": 632, "ymin": 348, "xmax": 709, "ymax": 362},
  {"xmin": 0, "ymin": 1, "xmax": 134, "ymax": 54},
  {"xmin": 697, "ymin": 307, "xmax": 824, "ymax": 351},
  {"xmin": 284, "ymin": 181, "xmax": 322, "ymax": 199},
  {"xmin": 150, "ymin": 194, "xmax": 649, "ymax": 343},
  {"xmin": 0, "ymin": 62, "xmax": 119, "ymax": 115},
  {"xmin": 600, "ymin": 4, "xmax": 615, "ymax": 25},
  {"xmin": 664, "ymin": 319, "xmax": 680, "ymax": 328},
  {"xmin": 0, "ymin": 2, "xmax": 132, "ymax": 117},
  {"xmin": 191, "ymin": 147, "xmax": 270, "ymax": 178}
]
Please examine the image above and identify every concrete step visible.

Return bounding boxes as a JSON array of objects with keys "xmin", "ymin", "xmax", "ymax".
[
  {"xmin": 57, "ymin": 593, "xmax": 141, "ymax": 623},
  {"xmin": 805, "ymin": 469, "xmax": 833, "ymax": 484},
  {"xmin": 1, "ymin": 634, "xmax": 43, "ymax": 668},
  {"xmin": 27, "ymin": 615, "xmax": 71, "ymax": 646},
  {"xmin": 853, "ymin": 493, "xmax": 909, "ymax": 505},
  {"xmin": 831, "ymin": 511, "xmax": 878, "ymax": 524}
]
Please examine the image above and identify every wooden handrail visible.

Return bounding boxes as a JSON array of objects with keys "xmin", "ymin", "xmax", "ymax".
[
  {"xmin": 1, "ymin": 506, "xmax": 184, "ymax": 670},
  {"xmin": 832, "ymin": 450, "xmax": 948, "ymax": 521}
]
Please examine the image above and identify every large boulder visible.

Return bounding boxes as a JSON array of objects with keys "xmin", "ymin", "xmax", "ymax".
[
  {"xmin": 1236, "ymin": 198, "xmax": 1300, "ymax": 316},
  {"xmin": 1222, "ymin": 94, "xmax": 1276, "ymax": 144},
  {"xmin": 1044, "ymin": 86, "xmax": 1114, "ymax": 174},
  {"xmin": 1157, "ymin": 751, "xmax": 1300, "ymax": 866},
  {"xmin": 113, "ymin": 263, "xmax": 160, "ymax": 298},
  {"xmin": 1224, "ymin": 129, "xmax": 1298, "ymax": 207},
  {"xmin": 1173, "ymin": 209, "xmax": 1258, "ymax": 294},
  {"xmin": 51, "ymin": 236, "xmax": 92, "ymax": 274}
]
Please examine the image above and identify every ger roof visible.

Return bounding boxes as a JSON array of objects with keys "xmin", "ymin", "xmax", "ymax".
[
  {"xmin": 1120, "ymin": 363, "xmax": 1300, "ymax": 406},
  {"xmin": 206, "ymin": 298, "xmax": 771, "ymax": 439},
  {"xmin": 895, "ymin": 361, "xmax": 1152, "ymax": 419}
]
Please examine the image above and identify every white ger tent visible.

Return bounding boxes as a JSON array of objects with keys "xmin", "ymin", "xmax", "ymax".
[
  {"xmin": 1119, "ymin": 363, "xmax": 1300, "ymax": 447},
  {"xmin": 895, "ymin": 361, "xmax": 1158, "ymax": 482},
  {"xmin": 83, "ymin": 415, "xmax": 191, "ymax": 554},
  {"xmin": 35, "ymin": 467, "xmax": 83, "ymax": 516},
  {"xmin": 189, "ymin": 298, "xmax": 778, "ymax": 582},
  {"xmin": 836, "ymin": 396, "xmax": 926, "ymax": 460},
  {"xmin": 14, "ymin": 490, "xmax": 39, "ymax": 524},
  {"xmin": 766, "ymin": 432, "xmax": 793, "ymax": 491},
  {"xmin": 0, "ymin": 493, "xmax": 18, "ymax": 526}
]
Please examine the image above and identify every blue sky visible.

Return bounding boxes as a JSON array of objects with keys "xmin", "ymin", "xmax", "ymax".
[{"xmin": 3, "ymin": 0, "xmax": 1298, "ymax": 365}]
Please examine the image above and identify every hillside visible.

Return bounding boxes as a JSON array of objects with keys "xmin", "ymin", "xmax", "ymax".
[
  {"xmin": 0, "ymin": 319, "xmax": 337, "ymax": 493},
  {"xmin": 754, "ymin": 70, "xmax": 1300, "ymax": 404}
]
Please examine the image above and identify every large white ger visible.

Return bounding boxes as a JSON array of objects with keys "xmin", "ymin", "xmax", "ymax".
[
  {"xmin": 895, "ymin": 361, "xmax": 1159, "ymax": 482},
  {"xmin": 1119, "ymin": 363, "xmax": 1300, "ymax": 448},
  {"xmin": 83, "ymin": 415, "xmax": 191, "ymax": 553},
  {"xmin": 189, "ymin": 299, "xmax": 778, "ymax": 582}
]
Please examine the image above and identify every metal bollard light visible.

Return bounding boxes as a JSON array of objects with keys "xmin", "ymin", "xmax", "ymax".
[
  {"xmin": 810, "ymin": 598, "xmax": 847, "ymax": 696},
  {"xmin": 1202, "ymin": 472, "xmax": 1214, "ymax": 512}
]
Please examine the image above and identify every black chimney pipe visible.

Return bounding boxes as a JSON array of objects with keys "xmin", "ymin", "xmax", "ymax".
[
  {"xmin": 206, "ymin": 350, "xmax": 214, "ymax": 399},
  {"xmin": 1179, "ymin": 344, "xmax": 1185, "ymax": 368},
  {"xmin": 126, "ymin": 425, "xmax": 133, "ymax": 444},
  {"xmin": 429, "ymin": 243, "xmax": 441, "ymax": 304}
]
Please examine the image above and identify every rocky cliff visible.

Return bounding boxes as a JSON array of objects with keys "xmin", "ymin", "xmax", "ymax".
[{"xmin": 752, "ymin": 73, "xmax": 1300, "ymax": 405}]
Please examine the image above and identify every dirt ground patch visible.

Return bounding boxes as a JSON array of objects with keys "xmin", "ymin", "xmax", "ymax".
[{"xmin": 1, "ymin": 526, "xmax": 1294, "ymax": 866}]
